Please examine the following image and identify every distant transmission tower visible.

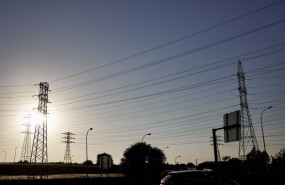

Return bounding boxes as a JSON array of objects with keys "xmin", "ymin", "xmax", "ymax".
[
  {"xmin": 62, "ymin": 132, "xmax": 75, "ymax": 164},
  {"xmin": 29, "ymin": 82, "xmax": 50, "ymax": 179},
  {"xmin": 237, "ymin": 61, "xmax": 259, "ymax": 159},
  {"xmin": 20, "ymin": 114, "xmax": 32, "ymax": 162}
]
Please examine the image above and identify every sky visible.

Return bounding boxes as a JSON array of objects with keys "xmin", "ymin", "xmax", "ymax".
[{"xmin": 0, "ymin": 0, "xmax": 285, "ymax": 165}]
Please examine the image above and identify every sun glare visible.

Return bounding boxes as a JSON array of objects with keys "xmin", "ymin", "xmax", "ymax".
[
  {"xmin": 28, "ymin": 110, "xmax": 56, "ymax": 131},
  {"xmin": 30, "ymin": 110, "xmax": 44, "ymax": 128}
]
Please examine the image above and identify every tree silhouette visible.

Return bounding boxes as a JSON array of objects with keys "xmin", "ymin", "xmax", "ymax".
[
  {"xmin": 274, "ymin": 148, "xmax": 285, "ymax": 163},
  {"xmin": 245, "ymin": 148, "xmax": 269, "ymax": 171},
  {"xmin": 271, "ymin": 148, "xmax": 285, "ymax": 172},
  {"xmin": 120, "ymin": 142, "xmax": 165, "ymax": 176},
  {"xmin": 187, "ymin": 162, "xmax": 195, "ymax": 168},
  {"xmin": 83, "ymin": 160, "xmax": 93, "ymax": 165},
  {"xmin": 227, "ymin": 158, "xmax": 242, "ymax": 173}
]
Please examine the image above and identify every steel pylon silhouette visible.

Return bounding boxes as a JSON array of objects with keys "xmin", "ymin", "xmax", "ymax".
[
  {"xmin": 237, "ymin": 61, "xmax": 259, "ymax": 159},
  {"xmin": 20, "ymin": 114, "xmax": 32, "ymax": 162},
  {"xmin": 62, "ymin": 132, "xmax": 75, "ymax": 164},
  {"xmin": 29, "ymin": 82, "xmax": 50, "ymax": 179}
]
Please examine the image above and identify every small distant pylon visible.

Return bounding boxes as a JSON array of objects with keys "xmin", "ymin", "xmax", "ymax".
[
  {"xmin": 20, "ymin": 114, "xmax": 32, "ymax": 162},
  {"xmin": 29, "ymin": 82, "xmax": 50, "ymax": 179},
  {"xmin": 62, "ymin": 132, "xmax": 75, "ymax": 164},
  {"xmin": 237, "ymin": 61, "xmax": 259, "ymax": 159}
]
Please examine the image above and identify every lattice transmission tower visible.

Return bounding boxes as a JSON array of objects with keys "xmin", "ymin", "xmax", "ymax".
[
  {"xmin": 29, "ymin": 82, "xmax": 50, "ymax": 179},
  {"xmin": 237, "ymin": 61, "xmax": 259, "ymax": 159},
  {"xmin": 20, "ymin": 114, "xmax": 32, "ymax": 162},
  {"xmin": 62, "ymin": 132, "xmax": 75, "ymax": 164}
]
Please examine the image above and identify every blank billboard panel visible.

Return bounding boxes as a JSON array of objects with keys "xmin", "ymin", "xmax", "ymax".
[{"xmin": 224, "ymin": 110, "xmax": 241, "ymax": 143}]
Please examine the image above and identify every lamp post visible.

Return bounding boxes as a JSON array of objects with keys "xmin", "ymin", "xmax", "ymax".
[
  {"xmin": 86, "ymin": 128, "xmax": 92, "ymax": 178},
  {"xmin": 141, "ymin": 133, "xmax": 151, "ymax": 156},
  {"xmin": 141, "ymin": 133, "xmax": 151, "ymax": 176},
  {"xmin": 142, "ymin": 133, "xmax": 151, "ymax": 143},
  {"xmin": 14, "ymin": 146, "xmax": 17, "ymax": 163},
  {"xmin": 261, "ymin": 106, "xmax": 272, "ymax": 173},
  {"xmin": 86, "ymin": 128, "xmax": 93, "ymax": 162},
  {"xmin": 175, "ymin": 155, "xmax": 181, "ymax": 165}
]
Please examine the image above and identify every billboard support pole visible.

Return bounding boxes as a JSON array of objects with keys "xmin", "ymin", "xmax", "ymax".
[
  {"xmin": 212, "ymin": 129, "xmax": 218, "ymax": 167},
  {"xmin": 212, "ymin": 124, "xmax": 241, "ymax": 168}
]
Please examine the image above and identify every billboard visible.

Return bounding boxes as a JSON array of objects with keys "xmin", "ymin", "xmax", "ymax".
[
  {"xmin": 100, "ymin": 155, "xmax": 112, "ymax": 170},
  {"xmin": 223, "ymin": 110, "xmax": 241, "ymax": 143}
]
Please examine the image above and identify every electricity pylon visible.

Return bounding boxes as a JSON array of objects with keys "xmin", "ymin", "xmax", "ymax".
[
  {"xmin": 29, "ymin": 82, "xmax": 50, "ymax": 179},
  {"xmin": 20, "ymin": 114, "xmax": 32, "ymax": 162},
  {"xmin": 62, "ymin": 132, "xmax": 75, "ymax": 164},
  {"xmin": 237, "ymin": 61, "xmax": 259, "ymax": 159}
]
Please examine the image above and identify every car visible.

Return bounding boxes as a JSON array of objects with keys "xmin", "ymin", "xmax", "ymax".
[{"xmin": 160, "ymin": 170, "xmax": 239, "ymax": 185}]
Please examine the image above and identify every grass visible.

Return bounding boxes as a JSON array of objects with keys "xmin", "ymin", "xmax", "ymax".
[{"xmin": 0, "ymin": 173, "xmax": 124, "ymax": 180}]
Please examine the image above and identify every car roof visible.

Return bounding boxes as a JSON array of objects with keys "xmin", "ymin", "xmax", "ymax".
[{"xmin": 169, "ymin": 170, "xmax": 206, "ymax": 174}]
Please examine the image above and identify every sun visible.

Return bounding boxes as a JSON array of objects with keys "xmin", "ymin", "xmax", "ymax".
[{"xmin": 28, "ymin": 109, "xmax": 57, "ymax": 131}]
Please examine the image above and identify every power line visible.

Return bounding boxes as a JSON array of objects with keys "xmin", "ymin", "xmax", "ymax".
[
  {"xmin": 91, "ymin": 97, "xmax": 235, "ymax": 124},
  {"xmin": 48, "ymin": 0, "xmax": 285, "ymax": 83},
  {"xmin": 51, "ymin": 61, "xmax": 285, "ymax": 112},
  {"xmin": 62, "ymin": 104, "xmax": 239, "ymax": 136},
  {"xmin": 51, "ymin": 19, "xmax": 285, "ymax": 92},
  {"xmin": 52, "ymin": 66, "xmax": 236, "ymax": 107},
  {"xmin": 50, "ymin": 97, "xmax": 282, "ymax": 137},
  {"xmin": 53, "ymin": 76, "xmax": 235, "ymax": 112},
  {"xmin": 51, "ymin": 44, "xmax": 285, "ymax": 103},
  {"xmin": 79, "ymin": 110, "xmax": 285, "ymax": 137}
]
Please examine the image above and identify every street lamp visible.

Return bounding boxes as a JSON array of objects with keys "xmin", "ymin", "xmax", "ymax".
[
  {"xmin": 3, "ymin": 151, "xmax": 6, "ymax": 163},
  {"xmin": 142, "ymin": 133, "xmax": 151, "ymax": 143},
  {"xmin": 175, "ymin": 155, "xmax": 181, "ymax": 165},
  {"xmin": 261, "ymin": 106, "xmax": 272, "ymax": 172},
  {"xmin": 86, "ymin": 128, "xmax": 93, "ymax": 162}
]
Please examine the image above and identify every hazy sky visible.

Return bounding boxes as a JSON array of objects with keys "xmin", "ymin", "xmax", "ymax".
[{"xmin": 0, "ymin": 0, "xmax": 285, "ymax": 165}]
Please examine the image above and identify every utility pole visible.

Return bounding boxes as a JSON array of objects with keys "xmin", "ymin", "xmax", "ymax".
[
  {"xmin": 211, "ymin": 135, "xmax": 223, "ymax": 162},
  {"xmin": 20, "ymin": 114, "xmax": 32, "ymax": 162},
  {"xmin": 212, "ymin": 124, "xmax": 240, "ymax": 168},
  {"xmin": 212, "ymin": 129, "xmax": 218, "ymax": 166},
  {"xmin": 237, "ymin": 61, "xmax": 258, "ymax": 159},
  {"xmin": 29, "ymin": 82, "xmax": 50, "ymax": 179},
  {"xmin": 62, "ymin": 132, "xmax": 75, "ymax": 164}
]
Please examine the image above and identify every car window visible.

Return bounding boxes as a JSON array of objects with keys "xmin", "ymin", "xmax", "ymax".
[{"xmin": 176, "ymin": 172, "xmax": 216, "ymax": 185}]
